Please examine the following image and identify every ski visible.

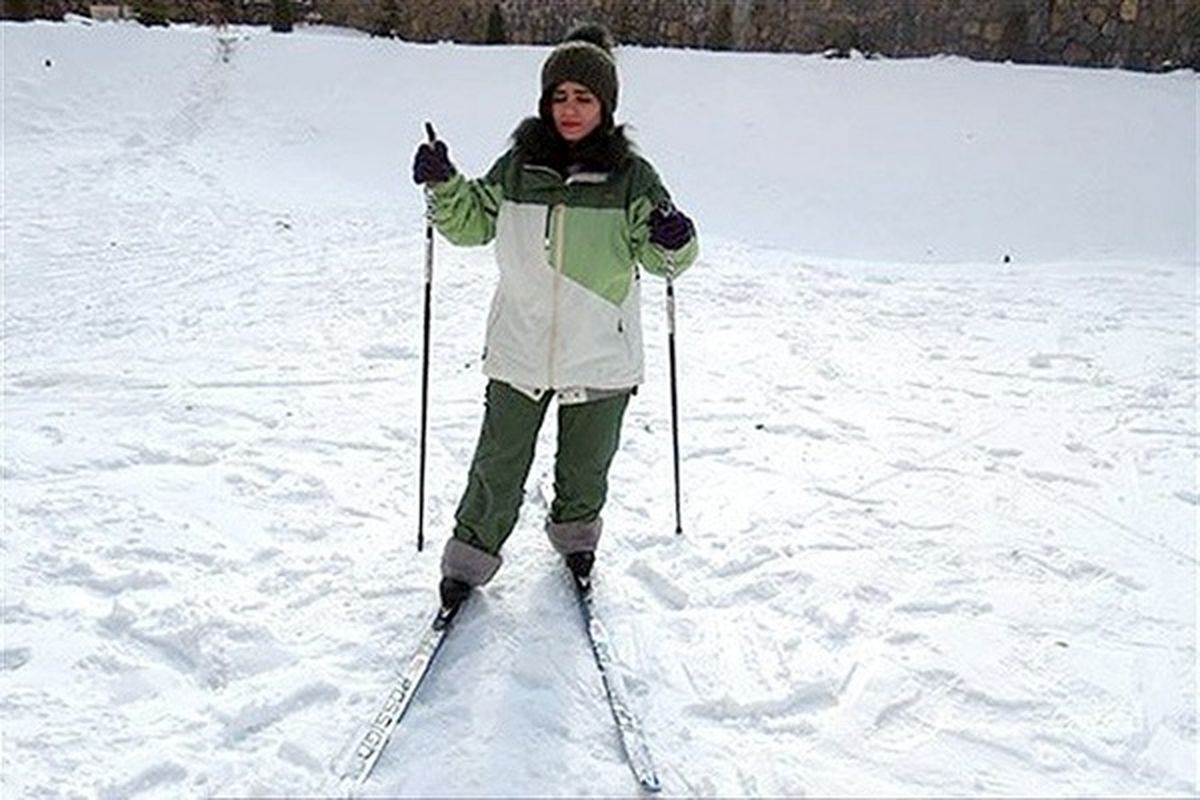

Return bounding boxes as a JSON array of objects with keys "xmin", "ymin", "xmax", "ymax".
[
  {"xmin": 572, "ymin": 572, "xmax": 662, "ymax": 794},
  {"xmin": 334, "ymin": 604, "xmax": 462, "ymax": 791}
]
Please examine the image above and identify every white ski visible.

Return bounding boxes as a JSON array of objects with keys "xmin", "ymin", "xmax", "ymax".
[
  {"xmin": 572, "ymin": 572, "xmax": 662, "ymax": 793},
  {"xmin": 333, "ymin": 606, "xmax": 459, "ymax": 793}
]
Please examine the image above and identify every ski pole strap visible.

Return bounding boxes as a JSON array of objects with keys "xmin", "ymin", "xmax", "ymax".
[
  {"xmin": 424, "ymin": 189, "xmax": 435, "ymax": 283},
  {"xmin": 422, "ymin": 121, "xmax": 438, "ymax": 285},
  {"xmin": 664, "ymin": 253, "xmax": 677, "ymax": 335},
  {"xmin": 665, "ymin": 279, "xmax": 676, "ymax": 335}
]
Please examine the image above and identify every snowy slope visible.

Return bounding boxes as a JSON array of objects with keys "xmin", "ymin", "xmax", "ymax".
[{"xmin": 2, "ymin": 19, "xmax": 1197, "ymax": 798}]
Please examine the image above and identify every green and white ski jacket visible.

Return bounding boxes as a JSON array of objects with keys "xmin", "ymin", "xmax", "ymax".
[{"xmin": 429, "ymin": 142, "xmax": 698, "ymax": 393}]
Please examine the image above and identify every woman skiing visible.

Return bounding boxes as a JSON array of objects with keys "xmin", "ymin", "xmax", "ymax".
[{"xmin": 412, "ymin": 23, "xmax": 698, "ymax": 614}]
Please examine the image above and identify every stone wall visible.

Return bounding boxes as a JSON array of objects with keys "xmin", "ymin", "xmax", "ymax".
[
  {"xmin": 4, "ymin": 0, "xmax": 1194, "ymax": 71},
  {"xmin": 316, "ymin": 0, "xmax": 1196, "ymax": 71}
]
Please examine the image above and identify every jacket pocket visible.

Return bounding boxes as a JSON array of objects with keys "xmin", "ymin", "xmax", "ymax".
[
  {"xmin": 617, "ymin": 313, "xmax": 635, "ymax": 362},
  {"xmin": 483, "ymin": 292, "xmax": 506, "ymax": 361}
]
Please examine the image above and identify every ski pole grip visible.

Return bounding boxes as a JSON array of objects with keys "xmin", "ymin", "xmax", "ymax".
[
  {"xmin": 422, "ymin": 121, "xmax": 438, "ymax": 226},
  {"xmin": 656, "ymin": 201, "xmax": 678, "ymax": 278},
  {"xmin": 422, "ymin": 121, "xmax": 437, "ymax": 274}
]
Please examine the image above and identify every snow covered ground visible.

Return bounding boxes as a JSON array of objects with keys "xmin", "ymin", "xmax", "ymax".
[{"xmin": 2, "ymin": 19, "xmax": 1196, "ymax": 798}]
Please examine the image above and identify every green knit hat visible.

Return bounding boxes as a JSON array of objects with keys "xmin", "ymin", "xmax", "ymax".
[{"xmin": 540, "ymin": 24, "xmax": 618, "ymax": 122}]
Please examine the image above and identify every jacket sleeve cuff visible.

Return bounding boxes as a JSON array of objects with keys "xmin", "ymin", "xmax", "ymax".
[{"xmin": 651, "ymin": 233, "xmax": 699, "ymax": 276}]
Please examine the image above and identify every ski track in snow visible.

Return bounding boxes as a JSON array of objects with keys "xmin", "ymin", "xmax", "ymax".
[{"xmin": 3, "ymin": 21, "xmax": 1197, "ymax": 799}]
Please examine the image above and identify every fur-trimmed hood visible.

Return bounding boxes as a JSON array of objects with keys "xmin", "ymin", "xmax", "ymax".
[{"xmin": 510, "ymin": 116, "xmax": 633, "ymax": 176}]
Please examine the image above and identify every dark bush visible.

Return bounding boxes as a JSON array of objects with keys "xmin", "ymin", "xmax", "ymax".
[
  {"xmin": 134, "ymin": 0, "xmax": 170, "ymax": 27},
  {"xmin": 707, "ymin": 0, "xmax": 734, "ymax": 51},
  {"xmin": 486, "ymin": 3, "xmax": 507, "ymax": 44},
  {"xmin": 272, "ymin": 0, "xmax": 293, "ymax": 33},
  {"xmin": 2, "ymin": 0, "xmax": 32, "ymax": 22}
]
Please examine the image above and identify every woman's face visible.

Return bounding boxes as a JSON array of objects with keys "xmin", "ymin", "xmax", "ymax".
[{"xmin": 551, "ymin": 81, "xmax": 602, "ymax": 142}]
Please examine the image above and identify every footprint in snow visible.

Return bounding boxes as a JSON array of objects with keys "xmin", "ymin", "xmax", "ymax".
[
  {"xmin": 99, "ymin": 763, "xmax": 188, "ymax": 800},
  {"xmin": 1021, "ymin": 469, "xmax": 1100, "ymax": 489},
  {"xmin": 1, "ymin": 647, "xmax": 32, "ymax": 671},
  {"xmin": 360, "ymin": 344, "xmax": 415, "ymax": 361},
  {"xmin": 981, "ymin": 447, "xmax": 1023, "ymax": 459},
  {"xmin": 628, "ymin": 560, "xmax": 689, "ymax": 610},
  {"xmin": 894, "ymin": 598, "xmax": 994, "ymax": 617},
  {"xmin": 1028, "ymin": 353, "xmax": 1091, "ymax": 369}
]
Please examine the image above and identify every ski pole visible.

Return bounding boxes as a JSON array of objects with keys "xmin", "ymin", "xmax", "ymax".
[
  {"xmin": 417, "ymin": 121, "xmax": 437, "ymax": 552},
  {"xmin": 665, "ymin": 251, "xmax": 683, "ymax": 537}
]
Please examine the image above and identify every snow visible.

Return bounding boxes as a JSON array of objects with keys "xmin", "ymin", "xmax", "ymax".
[{"xmin": 2, "ymin": 18, "xmax": 1197, "ymax": 798}]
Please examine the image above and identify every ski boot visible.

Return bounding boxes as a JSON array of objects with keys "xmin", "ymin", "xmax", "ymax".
[
  {"xmin": 436, "ymin": 577, "xmax": 472, "ymax": 628},
  {"xmin": 565, "ymin": 551, "xmax": 595, "ymax": 581}
]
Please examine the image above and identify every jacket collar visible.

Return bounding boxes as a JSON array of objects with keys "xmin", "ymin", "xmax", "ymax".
[{"xmin": 511, "ymin": 117, "xmax": 632, "ymax": 178}]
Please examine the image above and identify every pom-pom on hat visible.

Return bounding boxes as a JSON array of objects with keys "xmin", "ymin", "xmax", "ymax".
[{"xmin": 540, "ymin": 24, "xmax": 618, "ymax": 126}]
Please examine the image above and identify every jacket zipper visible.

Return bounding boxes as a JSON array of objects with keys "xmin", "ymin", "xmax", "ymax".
[
  {"xmin": 548, "ymin": 203, "xmax": 566, "ymax": 387},
  {"xmin": 531, "ymin": 164, "xmax": 580, "ymax": 389}
]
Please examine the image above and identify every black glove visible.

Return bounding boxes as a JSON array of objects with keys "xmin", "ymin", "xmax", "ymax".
[
  {"xmin": 412, "ymin": 139, "xmax": 456, "ymax": 185},
  {"xmin": 649, "ymin": 206, "xmax": 694, "ymax": 251}
]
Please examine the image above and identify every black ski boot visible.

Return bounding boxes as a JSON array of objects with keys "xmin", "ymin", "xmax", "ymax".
[
  {"xmin": 437, "ymin": 577, "xmax": 472, "ymax": 627},
  {"xmin": 565, "ymin": 551, "xmax": 595, "ymax": 580}
]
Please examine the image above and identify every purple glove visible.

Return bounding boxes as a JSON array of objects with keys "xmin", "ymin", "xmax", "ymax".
[
  {"xmin": 649, "ymin": 206, "xmax": 694, "ymax": 251},
  {"xmin": 412, "ymin": 139, "xmax": 456, "ymax": 185}
]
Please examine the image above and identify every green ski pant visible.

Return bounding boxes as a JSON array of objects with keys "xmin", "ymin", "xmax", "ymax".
[{"xmin": 453, "ymin": 380, "xmax": 630, "ymax": 556}]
